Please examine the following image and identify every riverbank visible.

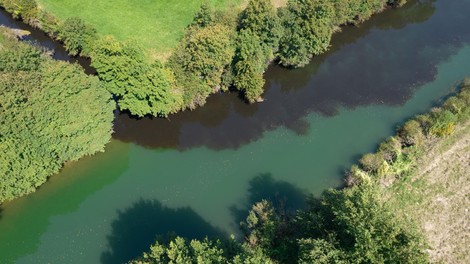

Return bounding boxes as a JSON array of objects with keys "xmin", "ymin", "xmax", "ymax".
[
  {"xmin": 131, "ymin": 80, "xmax": 470, "ymax": 263},
  {"xmin": 0, "ymin": 0, "xmax": 409, "ymax": 117},
  {"xmin": 1, "ymin": 0, "xmax": 469, "ymax": 262},
  {"xmin": 383, "ymin": 119, "xmax": 469, "ymax": 263},
  {"xmin": 0, "ymin": 26, "xmax": 114, "ymax": 203},
  {"xmin": 36, "ymin": 0, "xmax": 244, "ymax": 60}
]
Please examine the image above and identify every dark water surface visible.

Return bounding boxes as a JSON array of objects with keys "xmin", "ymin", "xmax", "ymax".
[
  {"xmin": 0, "ymin": 8, "xmax": 95, "ymax": 74},
  {"xmin": 1, "ymin": 0, "xmax": 470, "ymax": 263}
]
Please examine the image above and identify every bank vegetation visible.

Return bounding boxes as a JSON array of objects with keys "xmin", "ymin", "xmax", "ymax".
[
  {"xmin": 1, "ymin": 0, "xmax": 409, "ymax": 117},
  {"xmin": 0, "ymin": 27, "xmax": 114, "ymax": 203},
  {"xmin": 131, "ymin": 80, "xmax": 470, "ymax": 263}
]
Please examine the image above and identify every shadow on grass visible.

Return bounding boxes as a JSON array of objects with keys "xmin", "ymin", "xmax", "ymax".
[{"xmin": 101, "ymin": 199, "xmax": 225, "ymax": 264}]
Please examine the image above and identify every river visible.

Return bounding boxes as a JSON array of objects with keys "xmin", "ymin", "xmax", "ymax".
[{"xmin": 1, "ymin": 0, "xmax": 470, "ymax": 263}]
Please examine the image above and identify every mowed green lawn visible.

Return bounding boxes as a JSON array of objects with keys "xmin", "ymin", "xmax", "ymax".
[{"xmin": 37, "ymin": 0, "xmax": 243, "ymax": 59}]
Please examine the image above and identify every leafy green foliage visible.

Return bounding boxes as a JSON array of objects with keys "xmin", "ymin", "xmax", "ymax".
[
  {"xmin": 428, "ymin": 109, "xmax": 457, "ymax": 137},
  {"xmin": 233, "ymin": 30, "xmax": 269, "ymax": 102},
  {"xmin": 0, "ymin": 0, "xmax": 38, "ymax": 23},
  {"xmin": 278, "ymin": 0, "xmax": 335, "ymax": 67},
  {"xmin": 239, "ymin": 0, "xmax": 282, "ymax": 49},
  {"xmin": 233, "ymin": 0, "xmax": 281, "ymax": 102},
  {"xmin": 133, "ymin": 237, "xmax": 227, "ymax": 264},
  {"xmin": 91, "ymin": 36, "xmax": 182, "ymax": 117},
  {"xmin": 169, "ymin": 23, "xmax": 235, "ymax": 108},
  {"xmin": 399, "ymin": 120, "xmax": 425, "ymax": 146},
  {"xmin": 192, "ymin": 2, "xmax": 214, "ymax": 28},
  {"xmin": 0, "ymin": 29, "xmax": 114, "ymax": 203},
  {"xmin": 359, "ymin": 153, "xmax": 384, "ymax": 172},
  {"xmin": 297, "ymin": 184, "xmax": 428, "ymax": 263},
  {"xmin": 58, "ymin": 17, "xmax": 96, "ymax": 56},
  {"xmin": 297, "ymin": 238, "xmax": 346, "ymax": 264}
]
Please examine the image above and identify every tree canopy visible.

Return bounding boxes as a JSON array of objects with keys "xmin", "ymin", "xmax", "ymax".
[
  {"xmin": 91, "ymin": 36, "xmax": 182, "ymax": 117},
  {"xmin": 0, "ymin": 28, "xmax": 114, "ymax": 203}
]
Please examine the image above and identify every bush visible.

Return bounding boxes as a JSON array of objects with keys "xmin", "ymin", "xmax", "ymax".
[
  {"xmin": 428, "ymin": 109, "xmax": 457, "ymax": 137},
  {"xmin": 239, "ymin": 0, "xmax": 282, "ymax": 49},
  {"xmin": 1, "ymin": 0, "xmax": 38, "ymax": 23},
  {"xmin": 359, "ymin": 153, "xmax": 385, "ymax": 172},
  {"xmin": 0, "ymin": 35, "xmax": 42, "ymax": 71},
  {"xmin": 298, "ymin": 185, "xmax": 428, "ymax": 263},
  {"xmin": 442, "ymin": 96, "xmax": 466, "ymax": 116},
  {"xmin": 58, "ymin": 17, "xmax": 96, "ymax": 56},
  {"xmin": 91, "ymin": 36, "xmax": 182, "ymax": 117},
  {"xmin": 169, "ymin": 23, "xmax": 235, "ymax": 108},
  {"xmin": 278, "ymin": 0, "xmax": 335, "ymax": 67},
  {"xmin": 398, "ymin": 120, "xmax": 425, "ymax": 146},
  {"xmin": 0, "ymin": 29, "xmax": 114, "ymax": 202},
  {"xmin": 233, "ymin": 29, "xmax": 271, "ymax": 102},
  {"xmin": 38, "ymin": 10, "xmax": 61, "ymax": 36},
  {"xmin": 377, "ymin": 136, "xmax": 402, "ymax": 163}
]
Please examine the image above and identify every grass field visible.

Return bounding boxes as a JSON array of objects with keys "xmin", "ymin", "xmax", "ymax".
[
  {"xmin": 37, "ymin": 0, "xmax": 243, "ymax": 60},
  {"xmin": 382, "ymin": 122, "xmax": 470, "ymax": 263}
]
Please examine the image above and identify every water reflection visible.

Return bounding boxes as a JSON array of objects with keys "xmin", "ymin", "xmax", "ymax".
[
  {"xmin": 113, "ymin": 0, "xmax": 470, "ymax": 151},
  {"xmin": 230, "ymin": 173, "xmax": 308, "ymax": 231},
  {"xmin": 101, "ymin": 199, "xmax": 226, "ymax": 264}
]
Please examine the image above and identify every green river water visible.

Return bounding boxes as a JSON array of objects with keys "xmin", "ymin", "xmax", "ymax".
[{"xmin": 1, "ymin": 0, "xmax": 470, "ymax": 263}]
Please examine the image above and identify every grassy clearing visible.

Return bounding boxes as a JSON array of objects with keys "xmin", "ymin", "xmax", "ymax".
[
  {"xmin": 36, "ymin": 0, "xmax": 242, "ymax": 60},
  {"xmin": 382, "ymin": 122, "xmax": 470, "ymax": 263}
]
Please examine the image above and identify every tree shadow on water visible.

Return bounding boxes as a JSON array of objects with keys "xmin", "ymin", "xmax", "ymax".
[
  {"xmin": 230, "ymin": 173, "xmax": 308, "ymax": 231},
  {"xmin": 101, "ymin": 199, "xmax": 225, "ymax": 264}
]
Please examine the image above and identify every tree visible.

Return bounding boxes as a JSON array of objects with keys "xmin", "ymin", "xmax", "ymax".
[
  {"xmin": 239, "ymin": 0, "xmax": 282, "ymax": 49},
  {"xmin": 1, "ymin": 0, "xmax": 38, "ymax": 23},
  {"xmin": 297, "ymin": 184, "xmax": 428, "ymax": 263},
  {"xmin": 0, "ymin": 28, "xmax": 114, "ymax": 202},
  {"xmin": 192, "ymin": 2, "xmax": 214, "ymax": 28},
  {"xmin": 169, "ymin": 24, "xmax": 235, "ymax": 108},
  {"xmin": 91, "ymin": 36, "xmax": 182, "ymax": 117},
  {"xmin": 58, "ymin": 17, "xmax": 96, "ymax": 56},
  {"xmin": 233, "ymin": 29, "xmax": 269, "ymax": 102},
  {"xmin": 279, "ymin": 0, "xmax": 335, "ymax": 67}
]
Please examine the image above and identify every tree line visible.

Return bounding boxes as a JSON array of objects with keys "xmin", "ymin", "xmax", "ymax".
[
  {"xmin": 0, "ymin": 0, "xmax": 409, "ymax": 117},
  {"xmin": 130, "ymin": 80, "xmax": 470, "ymax": 263},
  {"xmin": 0, "ymin": 27, "xmax": 114, "ymax": 203}
]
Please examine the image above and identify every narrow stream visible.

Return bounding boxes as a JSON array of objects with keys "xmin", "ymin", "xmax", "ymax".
[
  {"xmin": 1, "ymin": 0, "xmax": 470, "ymax": 263},
  {"xmin": 0, "ymin": 7, "xmax": 95, "ymax": 74}
]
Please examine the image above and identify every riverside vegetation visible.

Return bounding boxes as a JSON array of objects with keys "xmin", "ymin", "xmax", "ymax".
[
  {"xmin": 130, "ymin": 80, "xmax": 470, "ymax": 263},
  {"xmin": 0, "ymin": 27, "xmax": 114, "ymax": 203},
  {"xmin": 1, "ymin": 0, "xmax": 408, "ymax": 116},
  {"xmin": 0, "ymin": 0, "xmax": 410, "ymax": 202},
  {"xmin": 0, "ymin": 0, "xmax": 468, "ymax": 262}
]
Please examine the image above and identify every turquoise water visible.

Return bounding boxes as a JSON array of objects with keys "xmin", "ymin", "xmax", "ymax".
[{"xmin": 1, "ymin": 0, "xmax": 470, "ymax": 263}]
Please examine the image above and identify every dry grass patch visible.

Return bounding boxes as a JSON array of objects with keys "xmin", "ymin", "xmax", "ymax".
[{"xmin": 383, "ymin": 122, "xmax": 470, "ymax": 263}]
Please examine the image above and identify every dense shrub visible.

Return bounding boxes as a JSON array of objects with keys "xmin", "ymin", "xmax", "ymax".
[
  {"xmin": 239, "ymin": 0, "xmax": 282, "ymax": 49},
  {"xmin": 359, "ymin": 153, "xmax": 385, "ymax": 172},
  {"xmin": 58, "ymin": 17, "xmax": 96, "ymax": 56},
  {"xmin": 398, "ymin": 120, "xmax": 425, "ymax": 146},
  {"xmin": 428, "ymin": 109, "xmax": 457, "ymax": 137},
  {"xmin": 297, "ymin": 184, "xmax": 428, "ymax": 263},
  {"xmin": 169, "ymin": 23, "xmax": 235, "ymax": 108},
  {"xmin": 191, "ymin": 2, "xmax": 213, "ymax": 28},
  {"xmin": 233, "ymin": 30, "xmax": 270, "ymax": 102},
  {"xmin": 0, "ymin": 29, "xmax": 114, "ymax": 203},
  {"xmin": 0, "ymin": 0, "xmax": 38, "ymax": 23},
  {"xmin": 91, "ymin": 36, "xmax": 182, "ymax": 117},
  {"xmin": 377, "ymin": 136, "xmax": 402, "ymax": 163},
  {"xmin": 278, "ymin": 0, "xmax": 335, "ymax": 67}
]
